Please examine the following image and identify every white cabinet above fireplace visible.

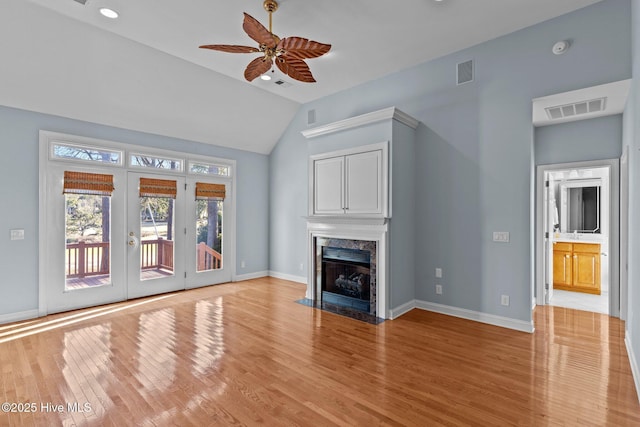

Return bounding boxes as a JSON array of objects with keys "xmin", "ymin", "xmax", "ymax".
[{"xmin": 309, "ymin": 142, "xmax": 389, "ymax": 217}]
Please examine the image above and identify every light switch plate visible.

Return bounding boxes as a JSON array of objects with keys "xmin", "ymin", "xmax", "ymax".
[
  {"xmin": 435, "ymin": 268, "xmax": 442, "ymax": 278},
  {"xmin": 493, "ymin": 231, "xmax": 510, "ymax": 243},
  {"xmin": 10, "ymin": 229, "xmax": 24, "ymax": 240}
]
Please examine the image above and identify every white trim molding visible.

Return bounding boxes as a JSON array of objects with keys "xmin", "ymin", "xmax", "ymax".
[
  {"xmin": 415, "ymin": 300, "xmax": 535, "ymax": 333},
  {"xmin": 233, "ymin": 271, "xmax": 269, "ymax": 282},
  {"xmin": 268, "ymin": 271, "xmax": 307, "ymax": 284},
  {"xmin": 389, "ymin": 300, "xmax": 416, "ymax": 319},
  {"xmin": 0, "ymin": 309, "xmax": 39, "ymax": 326},
  {"xmin": 302, "ymin": 107, "xmax": 419, "ymax": 139},
  {"xmin": 625, "ymin": 332, "xmax": 640, "ymax": 404}
]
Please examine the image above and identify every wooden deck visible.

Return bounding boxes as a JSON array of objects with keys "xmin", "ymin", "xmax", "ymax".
[
  {"xmin": 0, "ymin": 277, "xmax": 638, "ymax": 426},
  {"xmin": 65, "ymin": 269, "xmax": 174, "ymax": 290}
]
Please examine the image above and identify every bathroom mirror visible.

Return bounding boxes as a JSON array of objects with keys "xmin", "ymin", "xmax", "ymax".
[{"xmin": 559, "ymin": 180, "xmax": 601, "ymax": 233}]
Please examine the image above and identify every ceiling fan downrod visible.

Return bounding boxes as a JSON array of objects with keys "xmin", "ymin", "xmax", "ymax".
[{"xmin": 263, "ymin": 0, "xmax": 278, "ymax": 34}]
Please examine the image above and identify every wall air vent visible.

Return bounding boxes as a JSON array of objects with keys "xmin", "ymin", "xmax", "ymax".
[
  {"xmin": 544, "ymin": 97, "xmax": 606, "ymax": 120},
  {"xmin": 457, "ymin": 60, "xmax": 474, "ymax": 85}
]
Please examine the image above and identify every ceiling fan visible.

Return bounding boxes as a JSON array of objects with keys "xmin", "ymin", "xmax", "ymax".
[{"xmin": 199, "ymin": 0, "xmax": 331, "ymax": 83}]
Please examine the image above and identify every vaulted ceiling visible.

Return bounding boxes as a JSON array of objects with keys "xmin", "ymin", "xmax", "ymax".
[{"xmin": 3, "ymin": 0, "xmax": 601, "ymax": 154}]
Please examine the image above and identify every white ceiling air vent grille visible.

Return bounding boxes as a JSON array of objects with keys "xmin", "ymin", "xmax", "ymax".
[
  {"xmin": 457, "ymin": 60, "xmax": 474, "ymax": 85},
  {"xmin": 274, "ymin": 79, "xmax": 292, "ymax": 88},
  {"xmin": 544, "ymin": 97, "xmax": 606, "ymax": 120}
]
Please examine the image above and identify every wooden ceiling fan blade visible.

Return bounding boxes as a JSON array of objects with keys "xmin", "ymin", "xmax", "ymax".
[
  {"xmin": 276, "ymin": 57, "xmax": 316, "ymax": 83},
  {"xmin": 243, "ymin": 13, "xmax": 277, "ymax": 48},
  {"xmin": 199, "ymin": 44, "xmax": 260, "ymax": 53},
  {"xmin": 278, "ymin": 37, "xmax": 331, "ymax": 59},
  {"xmin": 244, "ymin": 56, "xmax": 273, "ymax": 81}
]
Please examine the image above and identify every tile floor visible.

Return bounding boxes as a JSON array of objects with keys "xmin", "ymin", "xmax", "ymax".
[{"xmin": 549, "ymin": 289, "xmax": 609, "ymax": 314}]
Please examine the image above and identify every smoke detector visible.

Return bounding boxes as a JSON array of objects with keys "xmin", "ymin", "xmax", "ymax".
[{"xmin": 552, "ymin": 40, "xmax": 570, "ymax": 55}]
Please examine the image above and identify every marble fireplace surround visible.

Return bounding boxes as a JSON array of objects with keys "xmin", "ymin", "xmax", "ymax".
[{"xmin": 306, "ymin": 217, "xmax": 388, "ymax": 319}]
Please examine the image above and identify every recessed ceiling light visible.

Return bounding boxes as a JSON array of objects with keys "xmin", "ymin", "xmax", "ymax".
[
  {"xmin": 99, "ymin": 8, "xmax": 119, "ymax": 19},
  {"xmin": 260, "ymin": 74, "xmax": 272, "ymax": 81}
]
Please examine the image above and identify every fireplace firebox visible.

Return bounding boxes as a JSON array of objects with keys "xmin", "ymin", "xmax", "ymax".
[{"xmin": 321, "ymin": 246, "xmax": 371, "ymax": 312}]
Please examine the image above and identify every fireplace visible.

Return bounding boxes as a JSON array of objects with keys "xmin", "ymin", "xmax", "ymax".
[
  {"xmin": 314, "ymin": 237, "xmax": 377, "ymax": 316},
  {"xmin": 321, "ymin": 247, "xmax": 371, "ymax": 312}
]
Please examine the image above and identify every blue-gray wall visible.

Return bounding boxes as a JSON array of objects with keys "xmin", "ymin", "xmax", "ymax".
[
  {"xmin": 625, "ymin": 0, "xmax": 640, "ymax": 397},
  {"xmin": 535, "ymin": 115, "xmax": 623, "ymax": 165},
  {"xmin": 0, "ymin": 105, "xmax": 270, "ymax": 317},
  {"xmin": 269, "ymin": 0, "xmax": 631, "ymax": 322}
]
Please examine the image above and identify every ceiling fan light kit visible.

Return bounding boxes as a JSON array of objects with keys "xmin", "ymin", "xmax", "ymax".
[{"xmin": 199, "ymin": 0, "xmax": 331, "ymax": 83}]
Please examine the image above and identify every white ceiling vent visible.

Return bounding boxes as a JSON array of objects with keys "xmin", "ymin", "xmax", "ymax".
[
  {"xmin": 457, "ymin": 60, "xmax": 474, "ymax": 85},
  {"xmin": 274, "ymin": 79, "xmax": 292, "ymax": 88},
  {"xmin": 544, "ymin": 97, "xmax": 606, "ymax": 120}
]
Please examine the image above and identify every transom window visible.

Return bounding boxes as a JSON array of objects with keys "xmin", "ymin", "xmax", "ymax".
[
  {"xmin": 189, "ymin": 161, "xmax": 231, "ymax": 177},
  {"xmin": 52, "ymin": 142, "xmax": 123, "ymax": 165},
  {"xmin": 130, "ymin": 154, "xmax": 183, "ymax": 171}
]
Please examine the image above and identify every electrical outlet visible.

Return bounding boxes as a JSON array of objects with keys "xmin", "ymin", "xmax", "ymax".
[
  {"xmin": 435, "ymin": 284, "xmax": 443, "ymax": 295},
  {"xmin": 241, "ymin": 260, "xmax": 245, "ymax": 268},
  {"xmin": 501, "ymin": 295, "xmax": 510, "ymax": 306},
  {"xmin": 299, "ymin": 263, "xmax": 304, "ymax": 271},
  {"xmin": 435, "ymin": 268, "xmax": 442, "ymax": 278}
]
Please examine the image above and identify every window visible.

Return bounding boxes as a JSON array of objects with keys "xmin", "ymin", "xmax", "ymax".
[
  {"xmin": 189, "ymin": 161, "xmax": 231, "ymax": 177},
  {"xmin": 52, "ymin": 142, "xmax": 123, "ymax": 165},
  {"xmin": 131, "ymin": 154, "xmax": 183, "ymax": 171}
]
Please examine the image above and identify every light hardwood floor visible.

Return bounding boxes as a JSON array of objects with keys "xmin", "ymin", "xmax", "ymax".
[{"xmin": 0, "ymin": 277, "xmax": 638, "ymax": 426}]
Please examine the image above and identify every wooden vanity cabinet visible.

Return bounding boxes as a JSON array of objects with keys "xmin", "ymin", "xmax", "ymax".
[
  {"xmin": 553, "ymin": 242, "xmax": 601, "ymax": 295},
  {"xmin": 552, "ymin": 242, "xmax": 573, "ymax": 288}
]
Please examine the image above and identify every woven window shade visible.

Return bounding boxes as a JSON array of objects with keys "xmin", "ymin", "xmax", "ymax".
[
  {"xmin": 195, "ymin": 182, "xmax": 225, "ymax": 200},
  {"xmin": 63, "ymin": 171, "xmax": 114, "ymax": 196},
  {"xmin": 139, "ymin": 178, "xmax": 177, "ymax": 198}
]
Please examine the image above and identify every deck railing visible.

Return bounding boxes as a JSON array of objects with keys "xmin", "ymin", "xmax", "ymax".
[
  {"xmin": 66, "ymin": 241, "xmax": 110, "ymax": 278},
  {"xmin": 66, "ymin": 239, "xmax": 220, "ymax": 278},
  {"xmin": 141, "ymin": 238, "xmax": 174, "ymax": 271},
  {"xmin": 197, "ymin": 242, "xmax": 222, "ymax": 271}
]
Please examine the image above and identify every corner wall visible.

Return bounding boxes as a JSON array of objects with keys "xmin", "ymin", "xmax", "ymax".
[{"xmin": 269, "ymin": 0, "xmax": 632, "ymax": 324}]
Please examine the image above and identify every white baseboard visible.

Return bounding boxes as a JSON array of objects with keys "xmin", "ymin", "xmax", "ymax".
[
  {"xmin": 268, "ymin": 271, "xmax": 307, "ymax": 284},
  {"xmin": 415, "ymin": 300, "xmax": 535, "ymax": 333},
  {"xmin": 389, "ymin": 299, "xmax": 416, "ymax": 319},
  {"xmin": 625, "ymin": 331, "xmax": 640, "ymax": 404},
  {"xmin": 233, "ymin": 271, "xmax": 269, "ymax": 282},
  {"xmin": 0, "ymin": 309, "xmax": 39, "ymax": 325}
]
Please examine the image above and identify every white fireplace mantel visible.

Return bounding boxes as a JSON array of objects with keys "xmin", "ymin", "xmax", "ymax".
[{"xmin": 306, "ymin": 218, "xmax": 389, "ymax": 319}]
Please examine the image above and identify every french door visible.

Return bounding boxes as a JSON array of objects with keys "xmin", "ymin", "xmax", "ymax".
[
  {"xmin": 185, "ymin": 177, "xmax": 231, "ymax": 288},
  {"xmin": 44, "ymin": 169, "xmax": 232, "ymax": 314},
  {"xmin": 126, "ymin": 173, "xmax": 231, "ymax": 297},
  {"xmin": 126, "ymin": 172, "xmax": 186, "ymax": 299},
  {"xmin": 44, "ymin": 164, "xmax": 127, "ymax": 313}
]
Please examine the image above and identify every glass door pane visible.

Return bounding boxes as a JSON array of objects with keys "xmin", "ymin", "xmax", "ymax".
[
  {"xmin": 65, "ymin": 194, "xmax": 111, "ymax": 290},
  {"xmin": 139, "ymin": 195, "xmax": 175, "ymax": 280},
  {"xmin": 196, "ymin": 198, "xmax": 223, "ymax": 272}
]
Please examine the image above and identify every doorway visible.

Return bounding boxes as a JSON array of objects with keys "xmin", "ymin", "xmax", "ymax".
[
  {"xmin": 39, "ymin": 131, "xmax": 235, "ymax": 315},
  {"xmin": 535, "ymin": 159, "xmax": 620, "ymax": 317}
]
